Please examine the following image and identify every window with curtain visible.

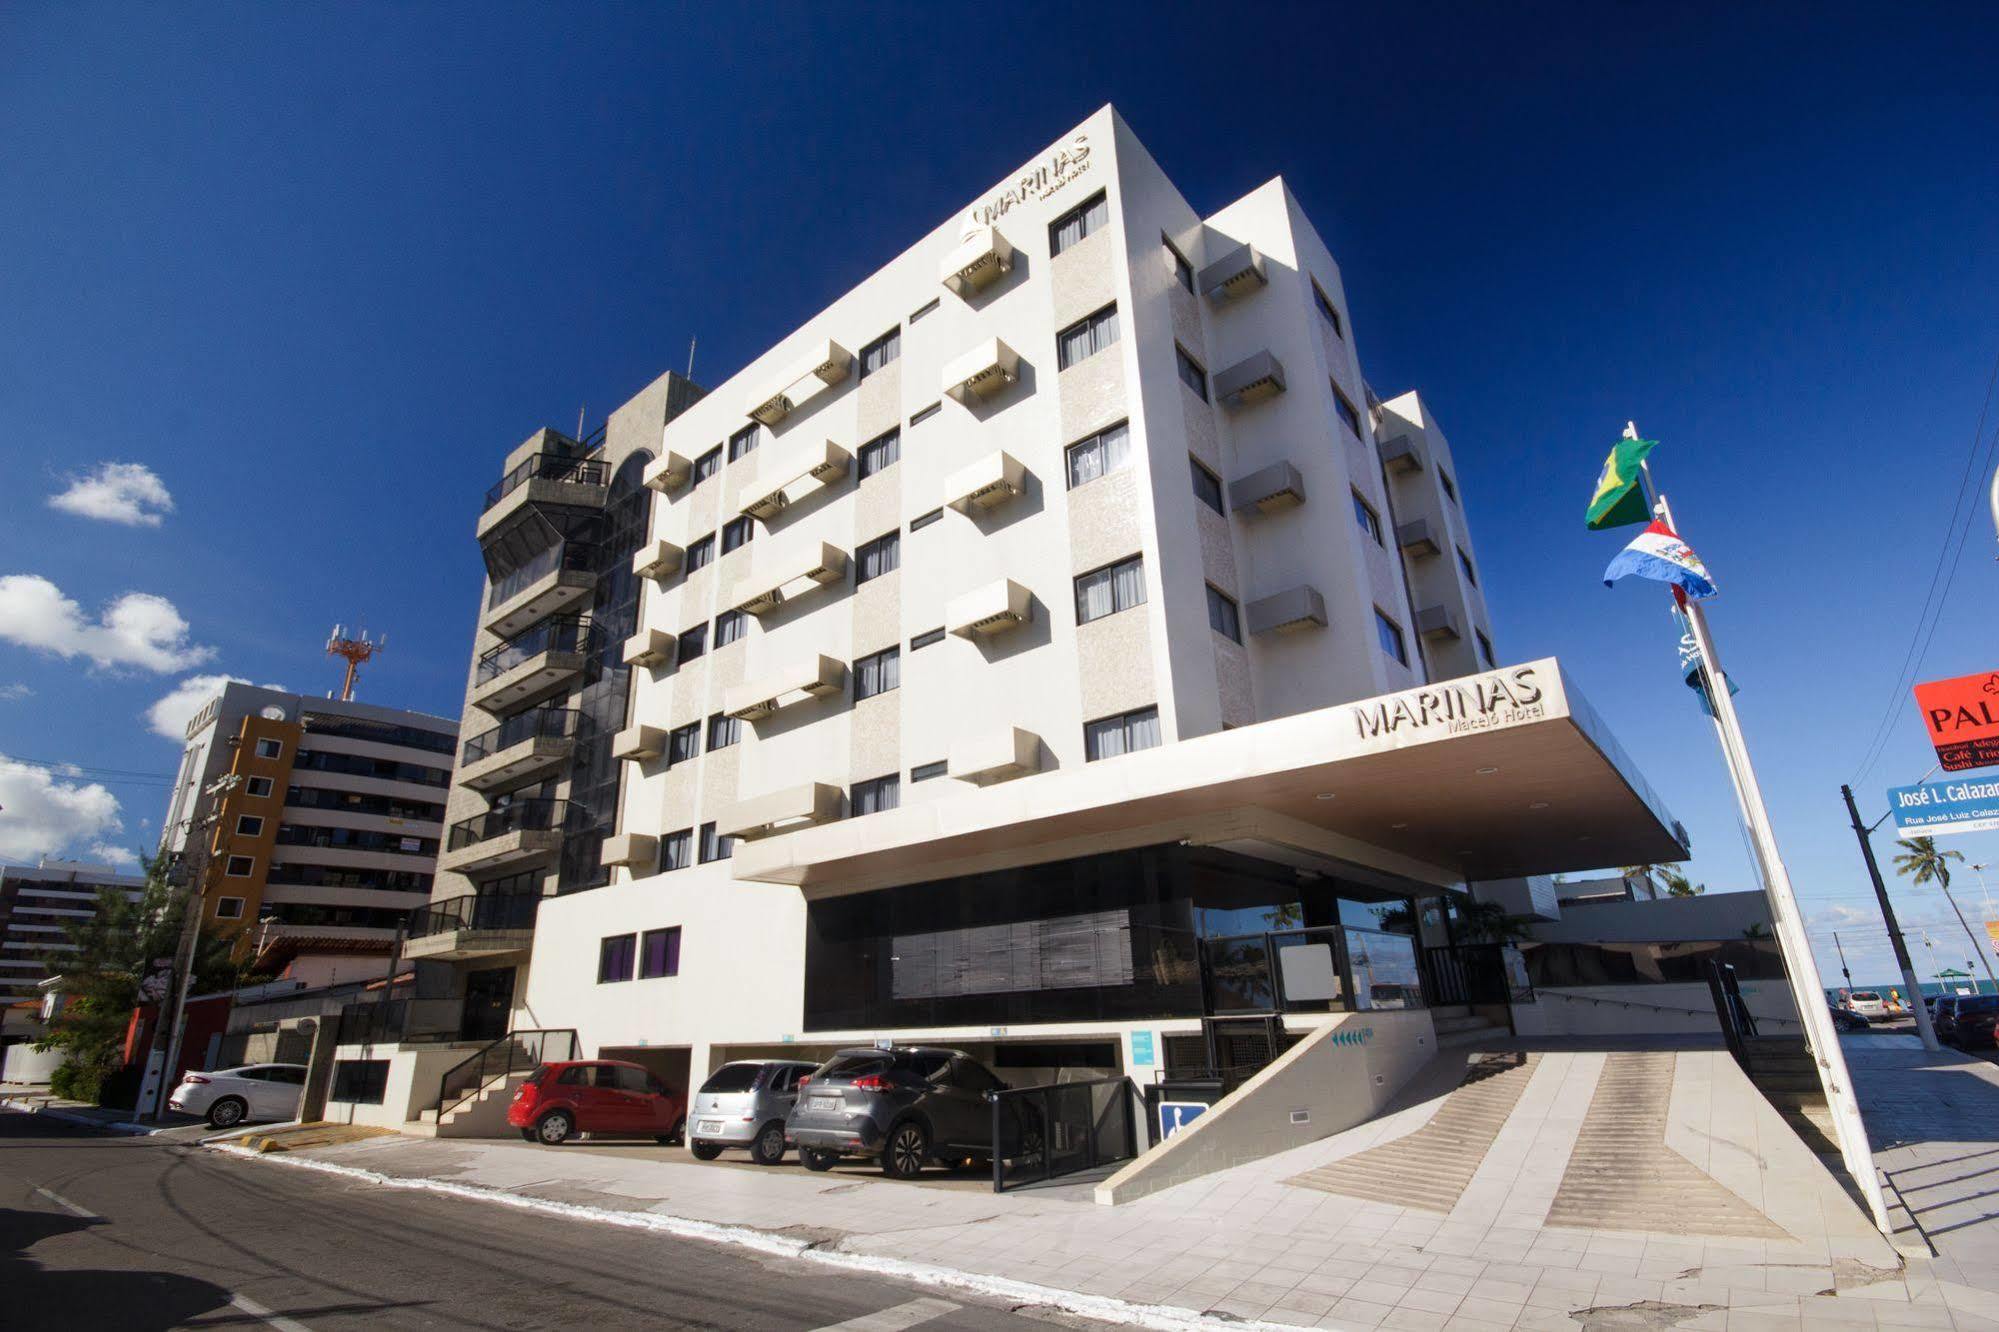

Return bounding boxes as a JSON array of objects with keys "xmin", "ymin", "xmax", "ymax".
[
  {"xmin": 677, "ymin": 623, "xmax": 707, "ymax": 662},
  {"xmin": 728, "ymin": 424, "xmax": 759, "ymax": 461},
  {"xmin": 661, "ymin": 829, "xmax": 692, "ymax": 870},
  {"xmin": 1207, "ymin": 586, "xmax": 1242, "ymax": 643},
  {"xmin": 692, "ymin": 446, "xmax": 722, "ymax": 484},
  {"xmin": 1176, "ymin": 346, "xmax": 1208, "ymax": 400},
  {"xmin": 699, "ymin": 823, "xmax": 735, "ymax": 863},
  {"xmin": 1074, "ymin": 555, "xmax": 1146, "ymax": 624},
  {"xmin": 706, "ymin": 712, "xmax": 740, "ymax": 750},
  {"xmin": 860, "ymin": 327, "xmax": 901, "ymax": 379},
  {"xmin": 1351, "ymin": 489, "xmax": 1382, "ymax": 544},
  {"xmin": 1050, "ymin": 192, "xmax": 1109, "ymax": 256},
  {"xmin": 858, "ymin": 428, "xmax": 900, "ymax": 480},
  {"xmin": 856, "ymin": 531, "xmax": 900, "ymax": 584},
  {"xmin": 854, "ymin": 646, "xmax": 901, "ymax": 700},
  {"xmin": 722, "ymin": 516, "xmax": 754, "ymax": 553},
  {"xmin": 1190, "ymin": 458, "xmax": 1224, "ymax": 514},
  {"xmin": 684, "ymin": 534, "xmax": 715, "ymax": 572},
  {"xmin": 851, "ymin": 774, "xmax": 901, "ymax": 815},
  {"xmin": 713, "ymin": 608, "xmax": 746, "ymax": 647},
  {"xmin": 1374, "ymin": 609, "xmax": 1408, "ymax": 665},
  {"xmin": 597, "ymin": 934, "xmax": 636, "ymax": 983},
  {"xmin": 1084, "ymin": 706, "xmax": 1161, "ymax": 761},
  {"xmin": 1057, "ymin": 304, "xmax": 1120, "ymax": 370},
  {"xmin": 667, "ymin": 723, "xmax": 699, "ymax": 764},
  {"xmin": 639, "ymin": 927, "xmax": 681, "ymax": 978},
  {"xmin": 1064, "ymin": 421, "xmax": 1130, "ymax": 488}
]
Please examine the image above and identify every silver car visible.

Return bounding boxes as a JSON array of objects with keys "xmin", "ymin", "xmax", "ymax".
[{"xmin": 687, "ymin": 1060, "xmax": 817, "ymax": 1165}]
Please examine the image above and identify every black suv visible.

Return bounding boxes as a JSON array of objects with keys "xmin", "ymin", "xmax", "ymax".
[
  {"xmin": 1935, "ymin": 995, "xmax": 1999, "ymax": 1049},
  {"xmin": 786, "ymin": 1046, "xmax": 1026, "ymax": 1179}
]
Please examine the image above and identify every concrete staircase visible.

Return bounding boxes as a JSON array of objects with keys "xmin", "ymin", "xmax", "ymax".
[
  {"xmin": 1740, "ymin": 1036, "xmax": 1839, "ymax": 1154},
  {"xmin": 1432, "ymin": 1004, "xmax": 1505, "ymax": 1049},
  {"xmin": 408, "ymin": 1068, "xmax": 532, "ymax": 1138}
]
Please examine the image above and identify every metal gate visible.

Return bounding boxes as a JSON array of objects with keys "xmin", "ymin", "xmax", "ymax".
[{"xmin": 988, "ymin": 1077, "xmax": 1140, "ymax": 1192}]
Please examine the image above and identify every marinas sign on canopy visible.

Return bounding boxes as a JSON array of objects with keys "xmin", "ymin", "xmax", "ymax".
[{"xmin": 1350, "ymin": 665, "xmax": 1549, "ymax": 741}]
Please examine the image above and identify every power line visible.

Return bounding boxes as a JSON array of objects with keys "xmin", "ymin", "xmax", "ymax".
[{"xmin": 0, "ymin": 753, "xmax": 178, "ymax": 787}]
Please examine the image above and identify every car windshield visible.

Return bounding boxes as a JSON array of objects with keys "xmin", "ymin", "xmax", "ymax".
[
  {"xmin": 1962, "ymin": 997, "xmax": 1998, "ymax": 1013},
  {"xmin": 1850, "ymin": 993, "xmax": 1880, "ymax": 1002},
  {"xmin": 819, "ymin": 1053, "xmax": 893, "ymax": 1080},
  {"xmin": 700, "ymin": 1064, "xmax": 761, "ymax": 1094}
]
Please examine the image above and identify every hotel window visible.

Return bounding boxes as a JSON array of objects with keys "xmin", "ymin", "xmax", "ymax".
[
  {"xmin": 661, "ymin": 828, "xmax": 693, "ymax": 871},
  {"xmin": 910, "ymin": 760, "xmax": 948, "ymax": 783},
  {"xmin": 1176, "ymin": 345, "xmax": 1208, "ymax": 401},
  {"xmin": 1085, "ymin": 706, "xmax": 1161, "ymax": 762},
  {"xmin": 851, "ymin": 774, "xmax": 900, "ymax": 816},
  {"xmin": 859, "ymin": 327, "xmax": 901, "ymax": 380},
  {"xmin": 1375, "ymin": 609, "xmax": 1409, "ymax": 665},
  {"xmin": 910, "ymin": 627, "xmax": 945, "ymax": 651},
  {"xmin": 235, "ymin": 814, "xmax": 264, "ymax": 837},
  {"xmin": 1352, "ymin": 489, "xmax": 1382, "ymax": 545},
  {"xmin": 728, "ymin": 424, "xmax": 759, "ymax": 461},
  {"xmin": 1477, "ymin": 629, "xmax": 1497, "ymax": 668},
  {"xmin": 677, "ymin": 623, "xmax": 707, "ymax": 663},
  {"xmin": 1064, "ymin": 420, "xmax": 1130, "ymax": 488},
  {"xmin": 597, "ymin": 934, "xmax": 637, "ymax": 983},
  {"xmin": 1440, "ymin": 468, "xmax": 1459, "ymax": 504},
  {"xmin": 713, "ymin": 608, "xmax": 747, "ymax": 647},
  {"xmin": 1049, "ymin": 190, "xmax": 1108, "ymax": 256},
  {"xmin": 216, "ymin": 897, "xmax": 245, "ymax": 921},
  {"xmin": 692, "ymin": 446, "xmax": 722, "ymax": 485},
  {"xmin": 706, "ymin": 712, "xmax": 740, "ymax": 750},
  {"xmin": 1332, "ymin": 384, "xmax": 1362, "ymax": 438},
  {"xmin": 639, "ymin": 926, "xmax": 681, "ymax": 979},
  {"xmin": 667, "ymin": 722, "xmax": 700, "ymax": 765},
  {"xmin": 1458, "ymin": 546, "xmax": 1478, "ymax": 587},
  {"xmin": 1164, "ymin": 235, "xmax": 1194, "ymax": 292},
  {"xmin": 245, "ymin": 776, "xmax": 273, "ymax": 799},
  {"xmin": 1207, "ymin": 586, "xmax": 1242, "ymax": 643},
  {"xmin": 1075, "ymin": 555, "xmax": 1146, "ymax": 624},
  {"xmin": 854, "ymin": 646, "xmax": 901, "ymax": 700},
  {"xmin": 909, "ymin": 507, "xmax": 943, "ymax": 532},
  {"xmin": 699, "ymin": 822, "xmax": 734, "ymax": 863},
  {"xmin": 857, "ymin": 427, "xmax": 900, "ymax": 480},
  {"xmin": 1312, "ymin": 279, "xmax": 1345, "ymax": 338},
  {"xmin": 909, "ymin": 296, "xmax": 940, "ymax": 323},
  {"xmin": 255, "ymin": 738, "xmax": 283, "ymax": 760},
  {"xmin": 225, "ymin": 855, "xmax": 254, "ymax": 877},
  {"xmin": 1057, "ymin": 304, "xmax": 1120, "ymax": 370},
  {"xmin": 722, "ymin": 516, "xmax": 754, "ymax": 553},
  {"xmin": 856, "ymin": 531, "xmax": 899, "ymax": 584},
  {"xmin": 684, "ymin": 534, "xmax": 715, "ymax": 572},
  {"xmin": 1190, "ymin": 458, "xmax": 1225, "ymax": 515}
]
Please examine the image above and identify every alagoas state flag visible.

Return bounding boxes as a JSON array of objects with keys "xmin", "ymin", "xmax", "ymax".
[
  {"xmin": 1586, "ymin": 435, "xmax": 1657, "ymax": 530},
  {"xmin": 1603, "ymin": 520, "xmax": 1719, "ymax": 600}
]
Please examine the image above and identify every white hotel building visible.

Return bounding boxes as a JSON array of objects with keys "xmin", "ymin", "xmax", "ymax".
[{"xmin": 339, "ymin": 107, "xmax": 1693, "ymax": 1134}]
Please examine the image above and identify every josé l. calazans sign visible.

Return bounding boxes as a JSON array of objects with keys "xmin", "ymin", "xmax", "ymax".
[
  {"xmin": 1887, "ymin": 776, "xmax": 1999, "ymax": 839},
  {"xmin": 1913, "ymin": 670, "xmax": 1999, "ymax": 772}
]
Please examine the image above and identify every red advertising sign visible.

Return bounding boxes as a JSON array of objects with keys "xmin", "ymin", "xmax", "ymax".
[{"xmin": 1914, "ymin": 670, "xmax": 1999, "ymax": 772}]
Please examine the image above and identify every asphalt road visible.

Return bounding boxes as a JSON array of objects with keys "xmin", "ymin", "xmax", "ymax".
[{"xmin": 0, "ymin": 1109, "xmax": 1102, "ymax": 1331}]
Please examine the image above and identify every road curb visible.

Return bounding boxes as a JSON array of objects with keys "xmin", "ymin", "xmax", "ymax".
[
  {"xmin": 202, "ymin": 1142, "xmax": 1290, "ymax": 1331},
  {"xmin": 1, "ymin": 1096, "xmax": 166, "ymax": 1135}
]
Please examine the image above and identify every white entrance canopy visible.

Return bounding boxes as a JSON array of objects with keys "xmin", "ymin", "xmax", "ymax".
[{"xmin": 732, "ymin": 658, "xmax": 1689, "ymax": 899}]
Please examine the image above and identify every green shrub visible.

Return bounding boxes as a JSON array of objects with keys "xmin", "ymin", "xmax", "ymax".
[{"xmin": 49, "ymin": 1061, "xmax": 104, "ymax": 1104}]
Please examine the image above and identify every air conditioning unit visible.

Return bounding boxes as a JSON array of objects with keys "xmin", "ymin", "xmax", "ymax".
[
  {"xmin": 621, "ymin": 630, "xmax": 674, "ymax": 669},
  {"xmin": 947, "ymin": 579, "xmax": 1032, "ymax": 638},
  {"xmin": 1197, "ymin": 243, "xmax": 1267, "ymax": 302},
  {"xmin": 1226, "ymin": 461, "xmax": 1307, "ymax": 516},
  {"xmin": 941, "ymin": 226, "xmax": 1014, "ymax": 298},
  {"xmin": 943, "ymin": 338, "xmax": 1021, "ymax": 405},
  {"xmin": 631, "ymin": 540, "xmax": 684, "ymax": 580},
  {"xmin": 1213, "ymin": 350, "xmax": 1287, "ymax": 409},
  {"xmin": 945, "ymin": 451, "xmax": 1028, "ymax": 513}
]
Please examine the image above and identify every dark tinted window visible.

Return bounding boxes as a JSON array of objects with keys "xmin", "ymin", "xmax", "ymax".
[
  {"xmin": 700, "ymin": 1064, "xmax": 762, "ymax": 1094},
  {"xmin": 614, "ymin": 1065, "xmax": 652, "ymax": 1093},
  {"xmin": 820, "ymin": 1053, "xmax": 893, "ymax": 1079},
  {"xmin": 269, "ymin": 1066, "xmax": 307, "ymax": 1085},
  {"xmin": 558, "ymin": 1064, "xmax": 590, "ymax": 1085}
]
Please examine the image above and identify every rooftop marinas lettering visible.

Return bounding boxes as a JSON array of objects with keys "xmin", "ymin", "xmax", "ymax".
[{"xmin": 966, "ymin": 134, "xmax": 1092, "ymax": 229}]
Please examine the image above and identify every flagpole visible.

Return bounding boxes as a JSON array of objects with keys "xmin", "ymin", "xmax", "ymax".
[{"xmin": 1627, "ymin": 424, "xmax": 1891, "ymax": 1232}]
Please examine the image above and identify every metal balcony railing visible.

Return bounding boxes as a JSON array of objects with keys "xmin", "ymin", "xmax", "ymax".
[
  {"xmin": 487, "ymin": 542, "xmax": 597, "ymax": 610},
  {"xmin": 334, "ymin": 996, "xmax": 468, "ymax": 1046},
  {"xmin": 460, "ymin": 707, "xmax": 579, "ymax": 766},
  {"xmin": 408, "ymin": 891, "xmax": 542, "ymax": 939},
  {"xmin": 482, "ymin": 452, "xmax": 608, "ymax": 512},
  {"xmin": 474, "ymin": 616, "xmax": 592, "ymax": 686},
  {"xmin": 446, "ymin": 799, "xmax": 576, "ymax": 852}
]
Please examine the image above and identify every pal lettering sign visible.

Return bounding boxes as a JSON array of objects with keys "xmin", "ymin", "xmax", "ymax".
[
  {"xmin": 1913, "ymin": 671, "xmax": 1999, "ymax": 772},
  {"xmin": 1887, "ymin": 777, "xmax": 1999, "ymax": 839}
]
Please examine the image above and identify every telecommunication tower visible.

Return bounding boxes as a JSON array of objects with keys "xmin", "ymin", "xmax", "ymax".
[{"xmin": 326, "ymin": 624, "xmax": 385, "ymax": 702}]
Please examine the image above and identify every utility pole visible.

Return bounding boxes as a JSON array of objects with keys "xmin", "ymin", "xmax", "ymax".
[
  {"xmin": 1833, "ymin": 932, "xmax": 1853, "ymax": 992},
  {"xmin": 146, "ymin": 773, "xmax": 240, "ymax": 1120},
  {"xmin": 1840, "ymin": 784, "xmax": 1939, "ymax": 1049},
  {"xmin": 1935, "ymin": 865, "xmax": 1998, "ymax": 992}
]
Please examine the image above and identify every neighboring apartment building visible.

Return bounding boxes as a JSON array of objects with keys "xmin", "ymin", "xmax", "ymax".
[
  {"xmin": 345, "ymin": 106, "xmax": 1687, "ymax": 1127},
  {"xmin": 160, "ymin": 682, "xmax": 458, "ymax": 987},
  {"xmin": 0, "ymin": 858, "xmax": 146, "ymax": 1007}
]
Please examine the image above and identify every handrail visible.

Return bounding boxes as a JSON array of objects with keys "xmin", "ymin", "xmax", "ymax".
[
  {"xmin": 1556, "ymin": 985, "xmax": 1801, "ymax": 1028},
  {"xmin": 461, "ymin": 707, "xmax": 579, "ymax": 765},
  {"xmin": 407, "ymin": 891, "xmax": 541, "ymax": 940},
  {"xmin": 436, "ymin": 1028, "xmax": 579, "ymax": 1121},
  {"xmin": 446, "ymin": 798, "xmax": 575, "ymax": 852},
  {"xmin": 483, "ymin": 452, "xmax": 607, "ymax": 512},
  {"xmin": 487, "ymin": 542, "xmax": 598, "ymax": 610},
  {"xmin": 475, "ymin": 617, "xmax": 592, "ymax": 686}
]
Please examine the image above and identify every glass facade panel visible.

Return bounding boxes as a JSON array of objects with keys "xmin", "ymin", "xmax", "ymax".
[{"xmin": 1345, "ymin": 929, "xmax": 1423, "ymax": 1009}]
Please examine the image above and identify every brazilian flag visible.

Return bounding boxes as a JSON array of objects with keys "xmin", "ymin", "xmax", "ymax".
[{"xmin": 1586, "ymin": 435, "xmax": 1658, "ymax": 530}]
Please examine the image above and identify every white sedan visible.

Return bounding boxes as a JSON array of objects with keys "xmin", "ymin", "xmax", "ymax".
[{"xmin": 168, "ymin": 1063, "xmax": 308, "ymax": 1128}]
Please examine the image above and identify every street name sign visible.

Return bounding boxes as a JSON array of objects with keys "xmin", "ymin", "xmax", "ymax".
[{"xmin": 1887, "ymin": 777, "xmax": 1999, "ymax": 839}]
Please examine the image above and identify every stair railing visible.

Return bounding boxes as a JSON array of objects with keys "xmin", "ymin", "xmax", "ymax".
[{"xmin": 435, "ymin": 1028, "xmax": 579, "ymax": 1121}]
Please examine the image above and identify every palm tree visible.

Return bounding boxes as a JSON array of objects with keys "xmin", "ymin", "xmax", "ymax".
[
  {"xmin": 1659, "ymin": 867, "xmax": 1705, "ymax": 898},
  {"xmin": 1894, "ymin": 836, "xmax": 1964, "ymax": 892}
]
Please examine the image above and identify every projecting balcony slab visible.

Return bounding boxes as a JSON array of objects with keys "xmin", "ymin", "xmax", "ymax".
[
  {"xmin": 720, "ymin": 781, "xmax": 843, "ymax": 842},
  {"xmin": 437, "ymin": 828, "xmax": 563, "ymax": 876},
  {"xmin": 402, "ymin": 927, "xmax": 535, "ymax": 962},
  {"xmin": 741, "ymin": 441, "xmax": 851, "ymax": 521},
  {"xmin": 1380, "ymin": 434, "xmax": 1425, "ymax": 474},
  {"xmin": 1416, "ymin": 604, "xmax": 1463, "ymax": 641},
  {"xmin": 1396, "ymin": 517, "xmax": 1442, "ymax": 557},
  {"xmin": 940, "ymin": 225, "xmax": 1014, "ymax": 298},
  {"xmin": 949, "ymin": 726, "xmax": 1040, "ymax": 784},
  {"xmin": 723, "ymin": 655, "xmax": 845, "ymax": 721},
  {"xmin": 945, "ymin": 450, "xmax": 1027, "ymax": 513},
  {"xmin": 1246, "ymin": 585, "xmax": 1328, "ymax": 635},
  {"xmin": 947, "ymin": 578, "xmax": 1031, "ymax": 638},
  {"xmin": 600, "ymin": 833, "xmax": 658, "ymax": 871},
  {"xmin": 748, "ymin": 340, "xmax": 853, "ymax": 427},
  {"xmin": 943, "ymin": 337, "xmax": 1021, "ymax": 405},
  {"xmin": 476, "ymin": 474, "xmax": 608, "ymax": 543},
  {"xmin": 483, "ymin": 566, "xmax": 593, "ymax": 639},
  {"xmin": 613, "ymin": 725, "xmax": 666, "ymax": 762},
  {"xmin": 458, "ymin": 733, "xmax": 575, "ymax": 795},
  {"xmin": 1213, "ymin": 350, "xmax": 1287, "ymax": 409},
  {"xmin": 1227, "ymin": 461, "xmax": 1306, "ymax": 515},
  {"xmin": 1197, "ymin": 242, "xmax": 1267, "ymax": 303},
  {"xmin": 469, "ymin": 647, "xmax": 585, "ymax": 715},
  {"xmin": 734, "ymin": 542, "xmax": 847, "ymax": 615}
]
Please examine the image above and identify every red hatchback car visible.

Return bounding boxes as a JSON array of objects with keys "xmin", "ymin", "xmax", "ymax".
[{"xmin": 507, "ymin": 1059, "xmax": 686, "ymax": 1146}]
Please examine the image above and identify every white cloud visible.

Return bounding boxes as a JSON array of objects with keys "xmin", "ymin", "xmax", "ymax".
[
  {"xmin": 48, "ymin": 462, "xmax": 174, "ymax": 527},
  {"xmin": 0, "ymin": 575, "xmax": 214, "ymax": 673},
  {"xmin": 0, "ymin": 756, "xmax": 125, "ymax": 863},
  {"xmin": 0, "ymin": 684, "xmax": 29, "ymax": 701},
  {"xmin": 87, "ymin": 842, "xmax": 141, "ymax": 867},
  {"xmin": 145, "ymin": 673, "xmax": 286, "ymax": 741}
]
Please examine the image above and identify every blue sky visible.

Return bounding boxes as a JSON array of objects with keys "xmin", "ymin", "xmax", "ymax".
[{"xmin": 2, "ymin": 4, "xmax": 1995, "ymax": 988}]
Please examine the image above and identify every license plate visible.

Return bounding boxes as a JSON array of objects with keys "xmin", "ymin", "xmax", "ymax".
[
  {"xmin": 812, "ymin": 1096, "xmax": 841, "ymax": 1112},
  {"xmin": 698, "ymin": 1120, "xmax": 723, "ymax": 1134}
]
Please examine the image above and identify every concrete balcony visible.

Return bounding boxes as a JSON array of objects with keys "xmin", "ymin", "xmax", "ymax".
[
  {"xmin": 439, "ymin": 800, "xmax": 572, "ymax": 876},
  {"xmin": 1379, "ymin": 434, "xmax": 1426, "ymax": 475},
  {"xmin": 740, "ymin": 440, "xmax": 851, "ymax": 520},
  {"xmin": 947, "ymin": 578, "xmax": 1031, "ymax": 638},
  {"xmin": 1396, "ymin": 517, "xmax": 1442, "ymax": 557},
  {"xmin": 622, "ymin": 629, "xmax": 674, "ymax": 669},
  {"xmin": 723, "ymin": 654, "xmax": 845, "ymax": 721},
  {"xmin": 476, "ymin": 449, "xmax": 608, "ymax": 543},
  {"xmin": 1213, "ymin": 350, "xmax": 1287, "ymax": 409},
  {"xmin": 482, "ymin": 543, "xmax": 596, "ymax": 639},
  {"xmin": 940, "ymin": 225, "xmax": 1014, "ymax": 298},
  {"xmin": 1416, "ymin": 604, "xmax": 1464, "ymax": 641},
  {"xmin": 402, "ymin": 892, "xmax": 540, "ymax": 962},
  {"xmin": 949, "ymin": 726, "xmax": 1040, "ymax": 785},
  {"xmin": 469, "ymin": 616, "xmax": 590, "ymax": 715},
  {"xmin": 457, "ymin": 709, "xmax": 577, "ymax": 795},
  {"xmin": 748, "ymin": 340, "xmax": 853, "ymax": 427},
  {"xmin": 641, "ymin": 450, "xmax": 693, "ymax": 494},
  {"xmin": 734, "ymin": 541, "xmax": 847, "ymax": 615},
  {"xmin": 720, "ymin": 781, "xmax": 843, "ymax": 842},
  {"xmin": 1246, "ymin": 585, "xmax": 1328, "ymax": 635},
  {"xmin": 1227, "ymin": 461, "xmax": 1307, "ymax": 516},
  {"xmin": 1197, "ymin": 242, "xmax": 1267, "ymax": 303},
  {"xmin": 631, "ymin": 539, "xmax": 683, "ymax": 580},
  {"xmin": 600, "ymin": 833, "xmax": 658, "ymax": 871},
  {"xmin": 612, "ymin": 724, "xmax": 665, "ymax": 762},
  {"xmin": 943, "ymin": 337, "xmax": 1021, "ymax": 405},
  {"xmin": 945, "ymin": 450, "xmax": 1027, "ymax": 513}
]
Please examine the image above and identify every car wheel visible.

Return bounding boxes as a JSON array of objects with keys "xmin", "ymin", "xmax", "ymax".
[
  {"xmin": 881, "ymin": 1121, "xmax": 928, "ymax": 1180},
  {"xmin": 206, "ymin": 1097, "xmax": 248, "ymax": 1129},
  {"xmin": 535, "ymin": 1110, "xmax": 574, "ymax": 1145},
  {"xmin": 690, "ymin": 1141, "xmax": 724, "ymax": 1161},
  {"xmin": 800, "ymin": 1147, "xmax": 837, "ymax": 1172},
  {"xmin": 667, "ymin": 1115, "xmax": 685, "ymax": 1145},
  {"xmin": 750, "ymin": 1122, "xmax": 788, "ymax": 1166}
]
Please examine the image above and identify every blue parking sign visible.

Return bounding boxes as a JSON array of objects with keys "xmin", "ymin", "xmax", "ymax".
[{"xmin": 1158, "ymin": 1100, "xmax": 1209, "ymax": 1140}]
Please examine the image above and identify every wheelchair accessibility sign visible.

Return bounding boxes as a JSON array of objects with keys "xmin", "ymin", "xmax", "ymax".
[{"xmin": 1158, "ymin": 1101, "xmax": 1210, "ymax": 1140}]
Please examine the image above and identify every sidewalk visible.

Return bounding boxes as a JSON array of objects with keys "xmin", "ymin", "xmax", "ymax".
[
  {"xmin": 0, "ymin": 1089, "xmax": 196, "ymax": 1135},
  {"xmin": 202, "ymin": 1049, "xmax": 1999, "ymax": 1330}
]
